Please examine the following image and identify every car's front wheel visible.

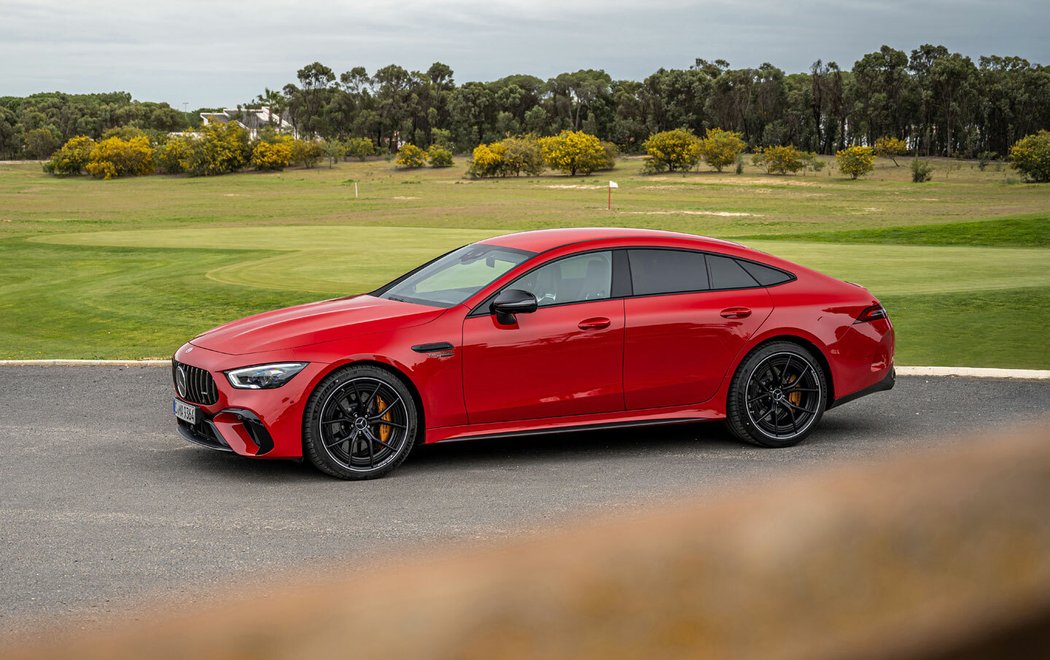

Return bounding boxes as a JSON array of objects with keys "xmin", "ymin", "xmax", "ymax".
[
  {"xmin": 725, "ymin": 342, "xmax": 828, "ymax": 448},
  {"xmin": 303, "ymin": 365, "xmax": 419, "ymax": 479}
]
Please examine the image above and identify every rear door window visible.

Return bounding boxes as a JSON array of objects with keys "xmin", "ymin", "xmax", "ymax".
[{"xmin": 628, "ymin": 249, "xmax": 709, "ymax": 295}]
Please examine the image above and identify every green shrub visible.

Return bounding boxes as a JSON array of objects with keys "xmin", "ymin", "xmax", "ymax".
[
  {"xmin": 597, "ymin": 141, "xmax": 618, "ymax": 171},
  {"xmin": 911, "ymin": 158, "xmax": 934, "ymax": 183},
  {"xmin": 24, "ymin": 127, "xmax": 61, "ymax": 160},
  {"xmin": 801, "ymin": 151, "xmax": 825, "ymax": 174},
  {"xmin": 500, "ymin": 136, "xmax": 544, "ymax": 176},
  {"xmin": 977, "ymin": 151, "xmax": 996, "ymax": 171},
  {"xmin": 322, "ymin": 139, "xmax": 345, "ymax": 167},
  {"xmin": 345, "ymin": 137, "xmax": 376, "ymax": 160},
  {"xmin": 752, "ymin": 145, "xmax": 805, "ymax": 175},
  {"xmin": 430, "ymin": 128, "xmax": 454, "ymax": 149},
  {"xmin": 427, "ymin": 144, "xmax": 454, "ymax": 168},
  {"xmin": 292, "ymin": 139, "xmax": 324, "ymax": 168}
]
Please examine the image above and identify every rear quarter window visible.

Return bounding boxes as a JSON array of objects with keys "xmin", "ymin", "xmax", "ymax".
[
  {"xmin": 737, "ymin": 259, "xmax": 794, "ymax": 286},
  {"xmin": 707, "ymin": 254, "xmax": 759, "ymax": 289}
]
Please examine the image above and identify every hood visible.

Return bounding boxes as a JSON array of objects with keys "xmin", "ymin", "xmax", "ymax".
[{"xmin": 190, "ymin": 294, "xmax": 445, "ymax": 355}]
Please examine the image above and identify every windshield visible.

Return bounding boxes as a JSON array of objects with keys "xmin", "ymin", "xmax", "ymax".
[{"xmin": 376, "ymin": 244, "xmax": 534, "ymax": 307}]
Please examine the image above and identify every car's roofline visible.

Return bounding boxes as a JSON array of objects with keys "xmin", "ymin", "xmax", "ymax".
[{"xmin": 478, "ymin": 227, "xmax": 747, "ymax": 254}]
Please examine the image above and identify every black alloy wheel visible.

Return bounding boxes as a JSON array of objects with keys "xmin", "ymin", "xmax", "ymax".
[
  {"xmin": 726, "ymin": 342, "xmax": 828, "ymax": 447},
  {"xmin": 303, "ymin": 365, "xmax": 418, "ymax": 479}
]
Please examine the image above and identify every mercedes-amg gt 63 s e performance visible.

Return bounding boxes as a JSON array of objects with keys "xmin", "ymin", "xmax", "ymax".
[{"xmin": 172, "ymin": 228, "xmax": 895, "ymax": 479}]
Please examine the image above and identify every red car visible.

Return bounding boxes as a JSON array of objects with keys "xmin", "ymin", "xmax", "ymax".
[{"xmin": 172, "ymin": 228, "xmax": 894, "ymax": 479}]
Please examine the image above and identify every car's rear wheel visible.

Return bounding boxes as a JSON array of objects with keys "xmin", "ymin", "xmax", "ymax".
[
  {"xmin": 303, "ymin": 365, "xmax": 418, "ymax": 480},
  {"xmin": 725, "ymin": 342, "xmax": 827, "ymax": 448}
]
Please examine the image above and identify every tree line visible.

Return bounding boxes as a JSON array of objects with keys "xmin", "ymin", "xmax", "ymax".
[
  {"xmin": 264, "ymin": 45, "xmax": 1050, "ymax": 158},
  {"xmin": 2, "ymin": 43, "xmax": 1047, "ymax": 161},
  {"xmin": 0, "ymin": 91, "xmax": 188, "ymax": 159}
]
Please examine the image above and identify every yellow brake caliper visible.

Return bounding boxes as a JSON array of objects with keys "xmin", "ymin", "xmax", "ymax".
[
  {"xmin": 786, "ymin": 374, "xmax": 802, "ymax": 406},
  {"xmin": 375, "ymin": 394, "xmax": 393, "ymax": 443}
]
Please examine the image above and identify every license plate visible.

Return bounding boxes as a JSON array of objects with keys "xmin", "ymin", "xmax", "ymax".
[{"xmin": 174, "ymin": 399, "xmax": 198, "ymax": 424}]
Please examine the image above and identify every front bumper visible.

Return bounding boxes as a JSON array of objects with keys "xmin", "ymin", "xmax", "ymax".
[
  {"xmin": 171, "ymin": 343, "xmax": 329, "ymax": 459},
  {"xmin": 175, "ymin": 408, "xmax": 274, "ymax": 455}
]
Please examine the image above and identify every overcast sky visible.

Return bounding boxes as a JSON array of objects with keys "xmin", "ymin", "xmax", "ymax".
[{"xmin": 2, "ymin": 0, "xmax": 1047, "ymax": 109}]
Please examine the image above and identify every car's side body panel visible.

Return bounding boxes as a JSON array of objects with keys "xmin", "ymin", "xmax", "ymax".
[
  {"xmin": 623, "ymin": 287, "xmax": 774, "ymax": 409},
  {"xmin": 461, "ymin": 298, "xmax": 626, "ymax": 424}
]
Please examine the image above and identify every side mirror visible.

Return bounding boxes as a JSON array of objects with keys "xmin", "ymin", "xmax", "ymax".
[{"xmin": 491, "ymin": 289, "xmax": 538, "ymax": 324}]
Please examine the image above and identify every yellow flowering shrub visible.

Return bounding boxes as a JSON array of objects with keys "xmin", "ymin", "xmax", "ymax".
[
  {"xmin": 251, "ymin": 139, "xmax": 294, "ymax": 171},
  {"xmin": 874, "ymin": 136, "xmax": 908, "ymax": 166},
  {"xmin": 156, "ymin": 136, "xmax": 193, "ymax": 174},
  {"xmin": 539, "ymin": 130, "xmax": 604, "ymax": 176},
  {"xmin": 642, "ymin": 129, "xmax": 701, "ymax": 173},
  {"xmin": 752, "ymin": 145, "xmax": 805, "ymax": 175},
  {"xmin": 836, "ymin": 145, "xmax": 876, "ymax": 179},
  {"xmin": 185, "ymin": 123, "xmax": 250, "ymax": 176},
  {"xmin": 467, "ymin": 142, "xmax": 507, "ymax": 177},
  {"xmin": 1009, "ymin": 130, "xmax": 1050, "ymax": 182},
  {"xmin": 46, "ymin": 136, "xmax": 96, "ymax": 175},
  {"xmin": 85, "ymin": 136, "xmax": 154, "ymax": 179},
  {"xmin": 699, "ymin": 128, "xmax": 746, "ymax": 172},
  {"xmin": 395, "ymin": 143, "xmax": 427, "ymax": 169}
]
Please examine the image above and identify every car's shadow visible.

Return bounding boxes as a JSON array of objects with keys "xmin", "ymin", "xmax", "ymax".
[
  {"xmin": 411, "ymin": 421, "xmax": 727, "ymax": 464},
  {"xmin": 170, "ymin": 412, "xmax": 869, "ymax": 481}
]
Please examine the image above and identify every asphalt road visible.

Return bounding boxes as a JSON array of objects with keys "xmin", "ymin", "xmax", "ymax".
[{"xmin": 2, "ymin": 366, "xmax": 1048, "ymax": 638}]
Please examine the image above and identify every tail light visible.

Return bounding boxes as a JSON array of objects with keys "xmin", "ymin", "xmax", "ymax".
[{"xmin": 855, "ymin": 304, "xmax": 888, "ymax": 324}]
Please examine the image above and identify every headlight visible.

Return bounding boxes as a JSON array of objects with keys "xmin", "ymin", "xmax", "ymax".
[{"xmin": 226, "ymin": 363, "xmax": 308, "ymax": 389}]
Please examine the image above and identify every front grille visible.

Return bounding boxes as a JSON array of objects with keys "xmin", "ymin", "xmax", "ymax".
[{"xmin": 173, "ymin": 360, "xmax": 219, "ymax": 405}]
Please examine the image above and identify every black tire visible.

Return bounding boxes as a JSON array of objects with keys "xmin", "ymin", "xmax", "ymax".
[
  {"xmin": 303, "ymin": 365, "xmax": 419, "ymax": 480},
  {"xmin": 725, "ymin": 341, "xmax": 828, "ymax": 448}
]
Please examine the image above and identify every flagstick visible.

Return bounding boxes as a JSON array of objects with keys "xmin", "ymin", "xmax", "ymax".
[
  {"xmin": 355, "ymin": 182, "xmax": 359, "ymax": 199},
  {"xmin": 608, "ymin": 184, "xmax": 611, "ymax": 211}
]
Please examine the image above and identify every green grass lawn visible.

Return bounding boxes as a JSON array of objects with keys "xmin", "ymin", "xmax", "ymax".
[{"xmin": 1, "ymin": 157, "xmax": 1048, "ymax": 367}]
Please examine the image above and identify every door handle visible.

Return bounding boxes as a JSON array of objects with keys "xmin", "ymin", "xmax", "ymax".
[
  {"xmin": 578, "ymin": 317, "xmax": 612, "ymax": 330},
  {"xmin": 720, "ymin": 307, "xmax": 752, "ymax": 319}
]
